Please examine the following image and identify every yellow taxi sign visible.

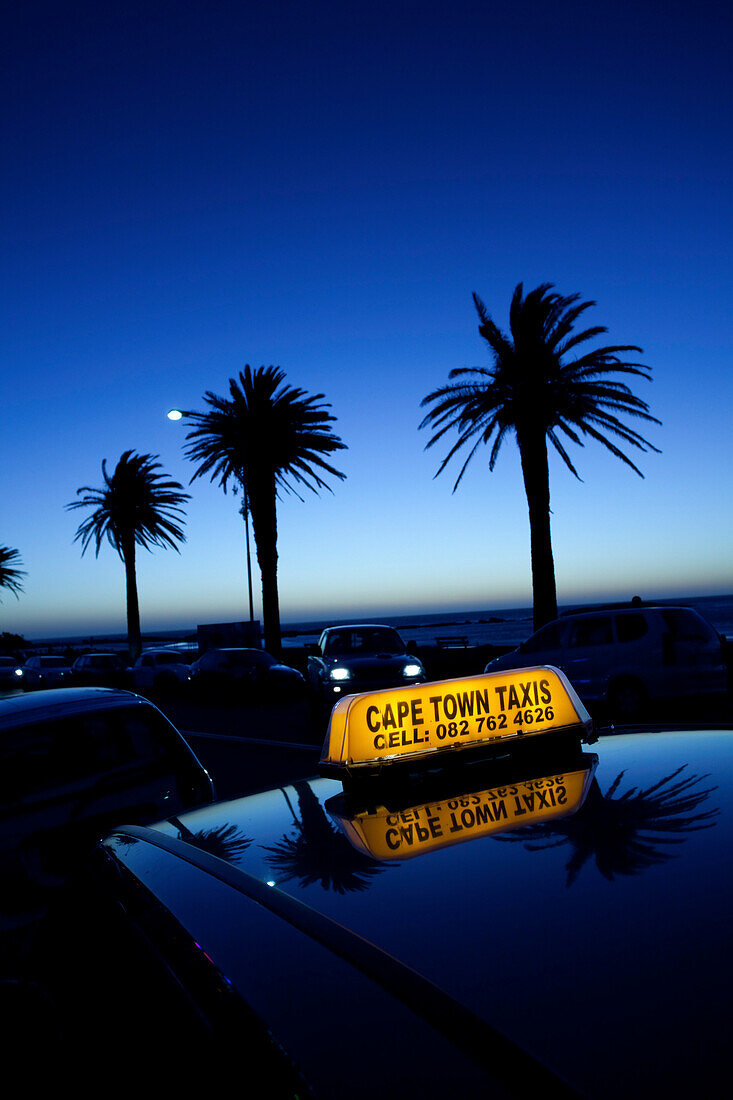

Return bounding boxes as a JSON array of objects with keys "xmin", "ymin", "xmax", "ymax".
[
  {"xmin": 330, "ymin": 763, "xmax": 596, "ymax": 860},
  {"xmin": 319, "ymin": 665, "xmax": 592, "ymax": 775}
]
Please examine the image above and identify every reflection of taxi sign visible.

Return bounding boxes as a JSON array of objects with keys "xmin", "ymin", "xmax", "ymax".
[
  {"xmin": 329, "ymin": 761, "xmax": 597, "ymax": 860},
  {"xmin": 319, "ymin": 665, "xmax": 592, "ymax": 775}
]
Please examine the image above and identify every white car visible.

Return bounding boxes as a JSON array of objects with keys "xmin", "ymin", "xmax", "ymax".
[
  {"xmin": 485, "ymin": 603, "xmax": 728, "ymax": 718},
  {"xmin": 127, "ymin": 649, "xmax": 193, "ymax": 695}
]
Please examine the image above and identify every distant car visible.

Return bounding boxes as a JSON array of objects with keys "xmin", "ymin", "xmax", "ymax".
[
  {"xmin": 128, "ymin": 649, "xmax": 193, "ymax": 695},
  {"xmin": 190, "ymin": 647, "xmax": 306, "ymax": 699},
  {"xmin": 0, "ymin": 657, "xmax": 24, "ymax": 688},
  {"xmin": 485, "ymin": 603, "xmax": 728, "ymax": 718},
  {"xmin": 307, "ymin": 624, "xmax": 426, "ymax": 710},
  {"xmin": 72, "ymin": 652, "xmax": 128, "ymax": 688},
  {"xmin": 0, "ymin": 687, "xmax": 214, "ymax": 884},
  {"xmin": 20, "ymin": 655, "xmax": 74, "ymax": 691}
]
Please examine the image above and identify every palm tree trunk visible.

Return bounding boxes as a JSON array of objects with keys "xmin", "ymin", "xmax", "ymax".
[
  {"xmin": 518, "ymin": 428, "xmax": 558, "ymax": 630},
  {"xmin": 122, "ymin": 538, "xmax": 142, "ymax": 662},
  {"xmin": 249, "ymin": 476, "xmax": 281, "ymax": 655}
]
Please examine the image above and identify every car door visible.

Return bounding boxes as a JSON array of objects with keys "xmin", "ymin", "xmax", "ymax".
[{"xmin": 561, "ymin": 615, "xmax": 615, "ymax": 700}]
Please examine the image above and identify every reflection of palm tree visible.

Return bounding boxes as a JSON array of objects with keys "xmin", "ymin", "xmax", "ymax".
[
  {"xmin": 182, "ymin": 366, "xmax": 346, "ymax": 654},
  {"xmin": 496, "ymin": 765, "xmax": 718, "ymax": 886},
  {"xmin": 420, "ymin": 284, "xmax": 660, "ymax": 629},
  {"xmin": 263, "ymin": 782, "xmax": 389, "ymax": 894},
  {"xmin": 169, "ymin": 818, "xmax": 252, "ymax": 862},
  {"xmin": 66, "ymin": 451, "xmax": 189, "ymax": 661}
]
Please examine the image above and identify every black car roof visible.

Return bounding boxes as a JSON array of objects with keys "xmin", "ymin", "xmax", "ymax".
[{"xmin": 0, "ymin": 687, "xmax": 151, "ymax": 730}]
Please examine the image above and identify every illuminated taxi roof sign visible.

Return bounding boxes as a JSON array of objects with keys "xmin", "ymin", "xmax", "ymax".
[{"xmin": 319, "ymin": 665, "xmax": 592, "ymax": 775}]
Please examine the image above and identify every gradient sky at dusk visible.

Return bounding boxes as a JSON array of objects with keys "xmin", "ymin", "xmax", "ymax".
[{"xmin": 2, "ymin": 0, "xmax": 731, "ymax": 639}]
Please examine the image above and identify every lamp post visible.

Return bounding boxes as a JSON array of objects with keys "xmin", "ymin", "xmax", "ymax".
[
  {"xmin": 239, "ymin": 478, "xmax": 255, "ymax": 623},
  {"xmin": 167, "ymin": 409, "xmax": 255, "ymax": 623}
]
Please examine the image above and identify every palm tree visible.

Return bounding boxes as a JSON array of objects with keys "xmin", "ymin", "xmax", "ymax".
[
  {"xmin": 0, "ymin": 546, "xmax": 26, "ymax": 601},
  {"xmin": 67, "ymin": 451, "xmax": 190, "ymax": 661},
  {"xmin": 182, "ymin": 365, "xmax": 347, "ymax": 654},
  {"xmin": 263, "ymin": 782, "xmax": 390, "ymax": 893},
  {"xmin": 420, "ymin": 284, "xmax": 661, "ymax": 629},
  {"xmin": 495, "ymin": 765, "xmax": 718, "ymax": 886}
]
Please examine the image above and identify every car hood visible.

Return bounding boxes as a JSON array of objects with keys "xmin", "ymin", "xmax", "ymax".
[
  {"xmin": 322, "ymin": 653, "xmax": 415, "ymax": 671},
  {"xmin": 148, "ymin": 728, "xmax": 733, "ymax": 1097}
]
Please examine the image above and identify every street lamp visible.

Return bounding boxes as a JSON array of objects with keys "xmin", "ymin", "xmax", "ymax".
[{"xmin": 167, "ymin": 409, "xmax": 255, "ymax": 623}]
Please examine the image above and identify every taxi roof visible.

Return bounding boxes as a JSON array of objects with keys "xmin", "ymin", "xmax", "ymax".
[{"xmin": 127, "ymin": 724, "xmax": 732, "ymax": 1097}]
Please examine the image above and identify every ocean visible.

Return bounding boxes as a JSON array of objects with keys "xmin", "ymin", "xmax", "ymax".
[
  {"xmin": 27, "ymin": 592, "xmax": 733, "ymax": 653},
  {"xmin": 279, "ymin": 593, "xmax": 733, "ymax": 651}
]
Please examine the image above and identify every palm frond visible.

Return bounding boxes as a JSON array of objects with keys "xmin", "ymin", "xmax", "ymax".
[
  {"xmin": 0, "ymin": 546, "xmax": 26, "ymax": 600},
  {"xmin": 67, "ymin": 451, "xmax": 190, "ymax": 559}
]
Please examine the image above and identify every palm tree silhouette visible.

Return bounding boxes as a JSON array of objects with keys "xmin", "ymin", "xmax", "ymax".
[
  {"xmin": 420, "ymin": 284, "xmax": 661, "ymax": 628},
  {"xmin": 182, "ymin": 366, "xmax": 346, "ymax": 654},
  {"xmin": 495, "ymin": 764, "xmax": 718, "ymax": 886},
  {"xmin": 262, "ymin": 782, "xmax": 390, "ymax": 894},
  {"xmin": 0, "ymin": 546, "xmax": 26, "ymax": 601},
  {"xmin": 67, "ymin": 451, "xmax": 190, "ymax": 661}
]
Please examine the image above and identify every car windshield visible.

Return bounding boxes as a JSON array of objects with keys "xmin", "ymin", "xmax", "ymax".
[
  {"xmin": 153, "ymin": 652, "xmax": 184, "ymax": 665},
  {"xmin": 324, "ymin": 628, "xmax": 405, "ymax": 656},
  {"xmin": 224, "ymin": 650, "xmax": 275, "ymax": 668},
  {"xmin": 39, "ymin": 657, "xmax": 70, "ymax": 667}
]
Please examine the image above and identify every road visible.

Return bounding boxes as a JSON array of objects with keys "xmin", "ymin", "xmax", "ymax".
[{"xmin": 162, "ymin": 695, "xmax": 323, "ymax": 800}]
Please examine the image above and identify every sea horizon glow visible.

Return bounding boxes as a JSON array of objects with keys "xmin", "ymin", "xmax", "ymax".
[{"xmin": 2, "ymin": 1, "xmax": 731, "ymax": 642}]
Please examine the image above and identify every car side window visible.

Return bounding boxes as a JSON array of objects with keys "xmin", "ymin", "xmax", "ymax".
[
  {"xmin": 76, "ymin": 714, "xmax": 138, "ymax": 773},
  {"xmin": 3, "ymin": 722, "xmax": 64, "ymax": 798},
  {"xmin": 567, "ymin": 616, "xmax": 613, "ymax": 648},
  {"xmin": 615, "ymin": 613, "xmax": 649, "ymax": 643},
  {"xmin": 523, "ymin": 623, "xmax": 564, "ymax": 652},
  {"xmin": 661, "ymin": 609, "xmax": 716, "ymax": 642},
  {"xmin": 122, "ymin": 711, "xmax": 174, "ymax": 765}
]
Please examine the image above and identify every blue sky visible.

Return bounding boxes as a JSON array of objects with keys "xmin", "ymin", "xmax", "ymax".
[{"xmin": 2, "ymin": 0, "xmax": 731, "ymax": 639}]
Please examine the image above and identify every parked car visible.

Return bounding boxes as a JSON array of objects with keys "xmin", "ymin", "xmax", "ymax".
[
  {"xmin": 307, "ymin": 624, "xmax": 426, "ymax": 711},
  {"xmin": 127, "ymin": 649, "xmax": 193, "ymax": 695},
  {"xmin": 20, "ymin": 655, "xmax": 74, "ymax": 691},
  {"xmin": 71, "ymin": 652, "xmax": 128, "ymax": 688},
  {"xmin": 485, "ymin": 603, "xmax": 728, "ymax": 718},
  {"xmin": 190, "ymin": 647, "xmax": 306, "ymax": 699},
  {"xmin": 0, "ymin": 687, "xmax": 214, "ymax": 886},
  {"xmin": 0, "ymin": 657, "xmax": 24, "ymax": 689}
]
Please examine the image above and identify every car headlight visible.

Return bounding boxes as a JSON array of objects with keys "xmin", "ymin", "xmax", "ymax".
[
  {"xmin": 330, "ymin": 667, "xmax": 352, "ymax": 681},
  {"xmin": 13, "ymin": 668, "xmax": 23, "ymax": 678},
  {"xmin": 403, "ymin": 663, "xmax": 423, "ymax": 678}
]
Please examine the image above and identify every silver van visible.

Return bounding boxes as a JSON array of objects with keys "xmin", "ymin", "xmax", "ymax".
[{"xmin": 485, "ymin": 604, "xmax": 728, "ymax": 718}]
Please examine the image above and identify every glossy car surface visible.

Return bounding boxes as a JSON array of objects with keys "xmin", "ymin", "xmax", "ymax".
[
  {"xmin": 20, "ymin": 655, "xmax": 74, "ymax": 691},
  {"xmin": 486, "ymin": 604, "xmax": 727, "ymax": 717},
  {"xmin": 0, "ymin": 688, "xmax": 214, "ymax": 880},
  {"xmin": 190, "ymin": 647, "xmax": 306, "ymax": 698},
  {"xmin": 307, "ymin": 624, "xmax": 426, "ymax": 708},
  {"xmin": 35, "ymin": 695, "xmax": 733, "ymax": 1094}
]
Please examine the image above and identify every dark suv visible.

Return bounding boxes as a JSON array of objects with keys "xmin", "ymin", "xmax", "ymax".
[{"xmin": 0, "ymin": 687, "xmax": 214, "ymax": 883}]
